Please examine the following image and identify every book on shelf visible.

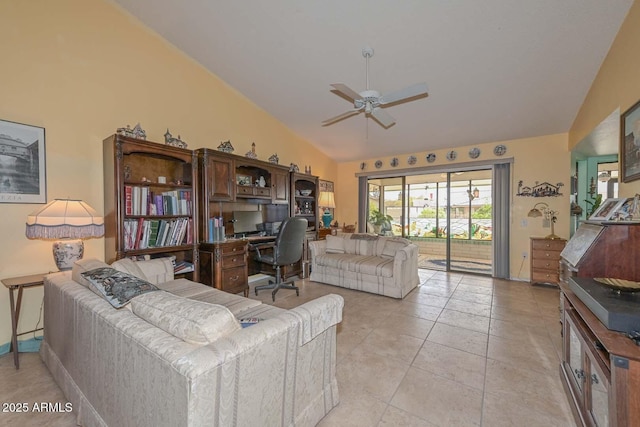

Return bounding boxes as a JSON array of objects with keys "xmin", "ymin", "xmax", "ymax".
[
  {"xmin": 125, "ymin": 185, "xmax": 133, "ymax": 215},
  {"xmin": 174, "ymin": 260, "xmax": 194, "ymax": 274},
  {"xmin": 124, "ymin": 217, "xmax": 191, "ymax": 250}
]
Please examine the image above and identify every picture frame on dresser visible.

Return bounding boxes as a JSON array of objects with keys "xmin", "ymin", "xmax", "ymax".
[
  {"xmin": 621, "ymin": 99, "xmax": 640, "ymax": 183},
  {"xmin": 589, "ymin": 197, "xmax": 626, "ymax": 221},
  {"xmin": 0, "ymin": 119, "xmax": 46, "ymax": 203}
]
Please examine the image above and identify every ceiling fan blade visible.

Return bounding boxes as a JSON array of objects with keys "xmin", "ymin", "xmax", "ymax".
[
  {"xmin": 370, "ymin": 107, "xmax": 395, "ymax": 128},
  {"xmin": 322, "ymin": 109, "xmax": 363, "ymax": 126},
  {"xmin": 330, "ymin": 83, "xmax": 362, "ymax": 102},
  {"xmin": 379, "ymin": 82, "xmax": 429, "ymax": 105}
]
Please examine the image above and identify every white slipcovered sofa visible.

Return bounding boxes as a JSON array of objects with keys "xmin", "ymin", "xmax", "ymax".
[
  {"xmin": 40, "ymin": 257, "xmax": 343, "ymax": 427},
  {"xmin": 309, "ymin": 233, "xmax": 419, "ymax": 299}
]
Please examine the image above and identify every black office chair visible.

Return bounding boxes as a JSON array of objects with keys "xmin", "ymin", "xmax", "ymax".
[{"xmin": 253, "ymin": 216, "xmax": 308, "ymax": 301}]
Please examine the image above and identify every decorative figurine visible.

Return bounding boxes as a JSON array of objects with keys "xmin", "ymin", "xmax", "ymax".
[
  {"xmin": 217, "ymin": 140, "xmax": 234, "ymax": 153},
  {"xmin": 289, "ymin": 163, "xmax": 299, "ymax": 173},
  {"xmin": 245, "ymin": 142, "xmax": 258, "ymax": 159},
  {"xmin": 117, "ymin": 123, "xmax": 146, "ymax": 140},
  {"xmin": 164, "ymin": 129, "xmax": 188, "ymax": 148},
  {"xmin": 268, "ymin": 153, "xmax": 279, "ymax": 164}
]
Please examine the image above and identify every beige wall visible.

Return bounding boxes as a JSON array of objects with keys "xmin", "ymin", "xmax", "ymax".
[
  {"xmin": 335, "ymin": 133, "xmax": 570, "ymax": 281},
  {"xmin": 569, "ymin": 0, "xmax": 640, "ymax": 197},
  {"xmin": 2, "ymin": 0, "xmax": 639, "ymax": 349},
  {"xmin": 0, "ymin": 0, "xmax": 336, "ymax": 347}
]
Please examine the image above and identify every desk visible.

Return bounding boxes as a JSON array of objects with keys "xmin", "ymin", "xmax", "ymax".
[
  {"xmin": 199, "ymin": 240, "xmax": 249, "ymax": 296},
  {"xmin": 2, "ymin": 273, "xmax": 47, "ymax": 369}
]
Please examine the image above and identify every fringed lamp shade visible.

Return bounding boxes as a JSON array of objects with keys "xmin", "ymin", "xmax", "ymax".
[
  {"xmin": 318, "ymin": 191, "xmax": 336, "ymax": 228},
  {"xmin": 26, "ymin": 199, "xmax": 104, "ymax": 270}
]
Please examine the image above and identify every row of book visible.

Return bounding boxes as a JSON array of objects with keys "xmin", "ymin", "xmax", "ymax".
[
  {"xmin": 124, "ymin": 217, "xmax": 193, "ymax": 250},
  {"xmin": 125, "ymin": 185, "xmax": 192, "ymax": 216}
]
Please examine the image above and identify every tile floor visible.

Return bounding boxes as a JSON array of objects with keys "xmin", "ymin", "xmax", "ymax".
[{"xmin": 0, "ymin": 269, "xmax": 577, "ymax": 426}]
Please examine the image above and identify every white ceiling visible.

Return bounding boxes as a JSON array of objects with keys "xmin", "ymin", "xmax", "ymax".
[{"xmin": 112, "ymin": 0, "xmax": 633, "ymax": 162}]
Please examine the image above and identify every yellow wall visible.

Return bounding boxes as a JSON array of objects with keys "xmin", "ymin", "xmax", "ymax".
[
  {"xmin": 570, "ymin": 0, "xmax": 640, "ymax": 197},
  {"xmin": 0, "ymin": 0, "xmax": 336, "ymax": 347},
  {"xmin": 2, "ymin": 0, "xmax": 638, "ymax": 350},
  {"xmin": 336, "ymin": 133, "xmax": 570, "ymax": 281}
]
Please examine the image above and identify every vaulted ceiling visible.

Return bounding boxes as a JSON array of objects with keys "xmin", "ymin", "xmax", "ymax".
[{"xmin": 113, "ymin": 0, "xmax": 633, "ymax": 162}]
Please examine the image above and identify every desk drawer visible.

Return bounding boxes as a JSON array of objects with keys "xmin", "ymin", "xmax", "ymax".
[
  {"xmin": 220, "ymin": 242, "xmax": 246, "ymax": 255},
  {"xmin": 221, "ymin": 266, "xmax": 247, "ymax": 293},
  {"xmin": 222, "ymin": 253, "xmax": 245, "ymax": 268}
]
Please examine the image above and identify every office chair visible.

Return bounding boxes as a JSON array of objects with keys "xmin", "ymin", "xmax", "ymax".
[{"xmin": 253, "ymin": 216, "xmax": 308, "ymax": 301}]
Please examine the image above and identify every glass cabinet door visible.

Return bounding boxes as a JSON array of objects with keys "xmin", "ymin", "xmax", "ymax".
[
  {"xmin": 589, "ymin": 360, "xmax": 609, "ymax": 427},
  {"xmin": 566, "ymin": 315, "xmax": 586, "ymax": 394}
]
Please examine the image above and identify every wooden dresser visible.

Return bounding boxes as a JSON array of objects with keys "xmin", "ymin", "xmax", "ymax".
[
  {"xmin": 199, "ymin": 240, "xmax": 249, "ymax": 296},
  {"xmin": 530, "ymin": 237, "xmax": 566, "ymax": 286}
]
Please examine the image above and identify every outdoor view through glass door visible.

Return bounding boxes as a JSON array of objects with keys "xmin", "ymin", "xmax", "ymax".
[{"xmin": 367, "ymin": 169, "xmax": 493, "ymax": 275}]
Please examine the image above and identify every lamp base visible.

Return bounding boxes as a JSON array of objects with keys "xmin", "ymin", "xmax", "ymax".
[
  {"xmin": 52, "ymin": 239, "xmax": 84, "ymax": 271},
  {"xmin": 322, "ymin": 210, "xmax": 333, "ymax": 228},
  {"xmin": 545, "ymin": 234, "xmax": 562, "ymax": 240}
]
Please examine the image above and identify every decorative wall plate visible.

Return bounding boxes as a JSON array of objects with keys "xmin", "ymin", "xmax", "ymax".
[
  {"xmin": 446, "ymin": 150, "xmax": 457, "ymax": 161},
  {"xmin": 375, "ymin": 160, "xmax": 383, "ymax": 169},
  {"xmin": 426, "ymin": 153, "xmax": 436, "ymax": 163},
  {"xmin": 469, "ymin": 148, "xmax": 480, "ymax": 159},
  {"xmin": 390, "ymin": 157, "xmax": 399, "ymax": 167},
  {"xmin": 494, "ymin": 144, "xmax": 507, "ymax": 156},
  {"xmin": 407, "ymin": 155, "xmax": 417, "ymax": 165}
]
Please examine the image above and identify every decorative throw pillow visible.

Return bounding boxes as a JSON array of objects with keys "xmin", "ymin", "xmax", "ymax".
[
  {"xmin": 325, "ymin": 235, "xmax": 345, "ymax": 254},
  {"xmin": 381, "ymin": 239, "xmax": 408, "ymax": 259},
  {"xmin": 131, "ymin": 291, "xmax": 241, "ymax": 344},
  {"xmin": 72, "ymin": 258, "xmax": 110, "ymax": 288},
  {"xmin": 133, "ymin": 257, "xmax": 175, "ymax": 285},
  {"xmin": 111, "ymin": 258, "xmax": 149, "ymax": 282},
  {"xmin": 81, "ymin": 267, "xmax": 159, "ymax": 309}
]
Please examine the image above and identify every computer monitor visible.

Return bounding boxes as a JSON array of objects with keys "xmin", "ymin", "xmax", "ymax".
[{"xmin": 232, "ymin": 210, "xmax": 264, "ymax": 235}]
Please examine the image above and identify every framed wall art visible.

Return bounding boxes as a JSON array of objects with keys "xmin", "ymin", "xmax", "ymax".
[
  {"xmin": 0, "ymin": 119, "xmax": 46, "ymax": 203},
  {"xmin": 620, "ymin": 99, "xmax": 640, "ymax": 182}
]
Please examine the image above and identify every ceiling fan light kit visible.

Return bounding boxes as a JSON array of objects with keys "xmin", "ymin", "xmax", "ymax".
[{"xmin": 323, "ymin": 47, "xmax": 428, "ymax": 128}]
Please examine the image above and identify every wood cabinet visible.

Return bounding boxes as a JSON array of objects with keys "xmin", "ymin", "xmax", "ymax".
[
  {"xmin": 560, "ymin": 222, "xmax": 640, "ymax": 284},
  {"xmin": 199, "ymin": 150, "xmax": 234, "ymax": 202},
  {"xmin": 530, "ymin": 237, "xmax": 566, "ymax": 285},
  {"xmin": 291, "ymin": 173, "xmax": 319, "ymax": 235},
  {"xmin": 560, "ymin": 283, "xmax": 640, "ymax": 426},
  {"xmin": 291, "ymin": 173, "xmax": 319, "ymax": 270},
  {"xmin": 272, "ymin": 168, "xmax": 290, "ymax": 204},
  {"xmin": 199, "ymin": 240, "xmax": 249, "ymax": 296},
  {"xmin": 103, "ymin": 134, "xmax": 198, "ymax": 280}
]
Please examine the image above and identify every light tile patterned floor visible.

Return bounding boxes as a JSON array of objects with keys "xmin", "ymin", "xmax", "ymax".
[{"xmin": 0, "ymin": 270, "xmax": 577, "ymax": 426}]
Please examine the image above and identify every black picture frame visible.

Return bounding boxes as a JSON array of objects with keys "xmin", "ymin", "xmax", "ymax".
[
  {"xmin": 620, "ymin": 99, "xmax": 640, "ymax": 183},
  {"xmin": 0, "ymin": 119, "xmax": 46, "ymax": 203}
]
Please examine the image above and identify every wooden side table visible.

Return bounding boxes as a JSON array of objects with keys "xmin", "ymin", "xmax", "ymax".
[{"xmin": 2, "ymin": 273, "xmax": 48, "ymax": 369}]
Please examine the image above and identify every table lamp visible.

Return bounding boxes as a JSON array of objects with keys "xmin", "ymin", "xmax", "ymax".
[
  {"xmin": 527, "ymin": 202, "xmax": 560, "ymax": 240},
  {"xmin": 26, "ymin": 198, "xmax": 104, "ymax": 270},
  {"xmin": 318, "ymin": 191, "xmax": 336, "ymax": 228}
]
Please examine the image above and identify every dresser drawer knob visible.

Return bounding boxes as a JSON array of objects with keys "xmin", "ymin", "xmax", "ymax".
[
  {"xmin": 229, "ymin": 275, "xmax": 239, "ymax": 282},
  {"xmin": 545, "ymin": 253, "xmax": 550, "ymax": 257},
  {"xmin": 545, "ymin": 263, "xmax": 551, "ymax": 267}
]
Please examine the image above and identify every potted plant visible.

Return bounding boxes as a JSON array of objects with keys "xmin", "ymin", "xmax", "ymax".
[{"xmin": 368, "ymin": 209, "xmax": 393, "ymax": 234}]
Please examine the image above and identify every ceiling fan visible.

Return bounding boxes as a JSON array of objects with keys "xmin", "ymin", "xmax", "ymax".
[{"xmin": 322, "ymin": 47, "xmax": 429, "ymax": 128}]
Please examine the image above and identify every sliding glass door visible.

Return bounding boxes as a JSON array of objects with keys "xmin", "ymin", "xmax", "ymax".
[{"xmin": 367, "ymin": 169, "xmax": 493, "ymax": 275}]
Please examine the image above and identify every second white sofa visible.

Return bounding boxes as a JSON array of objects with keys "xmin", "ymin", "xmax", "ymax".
[{"xmin": 309, "ymin": 233, "xmax": 419, "ymax": 299}]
